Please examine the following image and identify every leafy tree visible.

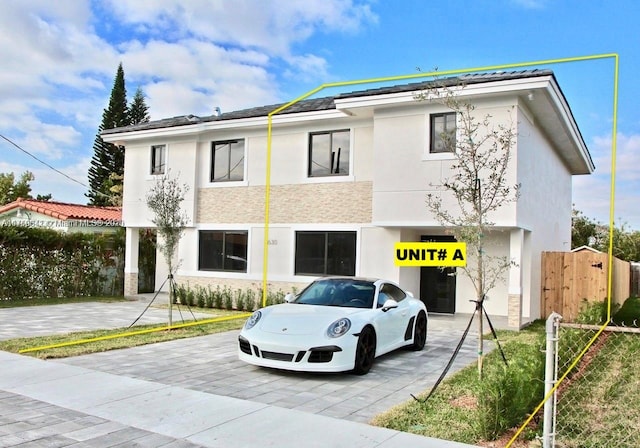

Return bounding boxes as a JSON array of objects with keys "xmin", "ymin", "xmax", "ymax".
[
  {"xmin": 129, "ymin": 87, "xmax": 150, "ymax": 125},
  {"xmin": 571, "ymin": 208, "xmax": 605, "ymax": 249},
  {"xmin": 145, "ymin": 171, "xmax": 190, "ymax": 325},
  {"xmin": 87, "ymin": 63, "xmax": 129, "ymax": 206},
  {"xmin": 0, "ymin": 171, "xmax": 34, "ymax": 205},
  {"xmin": 419, "ymin": 80, "xmax": 519, "ymax": 377},
  {"xmin": 571, "ymin": 209, "xmax": 640, "ymax": 261},
  {"xmin": 605, "ymin": 222, "xmax": 640, "ymax": 262}
]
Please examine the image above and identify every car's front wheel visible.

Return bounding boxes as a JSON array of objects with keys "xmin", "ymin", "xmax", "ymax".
[
  {"xmin": 410, "ymin": 311, "xmax": 427, "ymax": 351},
  {"xmin": 353, "ymin": 326, "xmax": 376, "ymax": 375}
]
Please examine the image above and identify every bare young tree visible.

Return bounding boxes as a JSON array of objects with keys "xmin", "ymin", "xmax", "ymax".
[
  {"xmin": 145, "ymin": 171, "xmax": 190, "ymax": 326},
  {"xmin": 418, "ymin": 81, "xmax": 519, "ymax": 376}
]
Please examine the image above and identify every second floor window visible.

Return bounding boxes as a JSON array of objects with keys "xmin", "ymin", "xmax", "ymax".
[
  {"xmin": 151, "ymin": 145, "xmax": 166, "ymax": 175},
  {"xmin": 211, "ymin": 139, "xmax": 244, "ymax": 182},
  {"xmin": 430, "ymin": 113, "xmax": 456, "ymax": 153},
  {"xmin": 308, "ymin": 130, "xmax": 350, "ymax": 177}
]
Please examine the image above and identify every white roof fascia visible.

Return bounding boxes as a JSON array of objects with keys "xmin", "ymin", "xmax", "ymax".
[
  {"xmin": 102, "ymin": 123, "xmax": 201, "ymax": 143},
  {"xmin": 102, "ymin": 109, "xmax": 351, "ymax": 143},
  {"xmin": 334, "ymin": 76, "xmax": 554, "ymax": 110},
  {"xmin": 544, "ymin": 78, "xmax": 595, "ymax": 173}
]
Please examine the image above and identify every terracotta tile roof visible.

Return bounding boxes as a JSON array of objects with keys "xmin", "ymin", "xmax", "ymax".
[{"xmin": 0, "ymin": 198, "xmax": 122, "ymax": 222}]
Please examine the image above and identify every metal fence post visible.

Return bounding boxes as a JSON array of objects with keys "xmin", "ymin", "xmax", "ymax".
[{"xmin": 543, "ymin": 312, "xmax": 562, "ymax": 448}]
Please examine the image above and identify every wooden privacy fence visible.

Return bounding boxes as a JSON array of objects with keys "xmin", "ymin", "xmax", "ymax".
[{"xmin": 541, "ymin": 250, "xmax": 630, "ymax": 321}]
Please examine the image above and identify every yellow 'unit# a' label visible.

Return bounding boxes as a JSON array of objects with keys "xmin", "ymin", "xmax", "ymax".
[{"xmin": 394, "ymin": 242, "xmax": 467, "ymax": 267}]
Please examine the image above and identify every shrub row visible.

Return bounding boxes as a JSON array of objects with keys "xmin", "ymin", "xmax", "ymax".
[
  {"xmin": 0, "ymin": 225, "xmax": 125, "ymax": 301},
  {"xmin": 173, "ymin": 283, "xmax": 294, "ymax": 311},
  {"xmin": 474, "ymin": 340, "xmax": 545, "ymax": 440}
]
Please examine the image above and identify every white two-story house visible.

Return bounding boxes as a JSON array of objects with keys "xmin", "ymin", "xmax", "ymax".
[{"xmin": 102, "ymin": 70, "xmax": 593, "ymax": 328}]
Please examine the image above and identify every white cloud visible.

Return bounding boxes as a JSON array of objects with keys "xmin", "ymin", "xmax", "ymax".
[
  {"xmin": 573, "ymin": 132, "xmax": 640, "ymax": 229},
  {"xmin": 120, "ymin": 38, "xmax": 279, "ymax": 118},
  {"xmin": 0, "ymin": 156, "xmax": 89, "ymax": 203},
  {"xmin": 104, "ymin": 0, "xmax": 377, "ymax": 55},
  {"xmin": 0, "ymin": 0, "xmax": 376, "ymax": 205}
]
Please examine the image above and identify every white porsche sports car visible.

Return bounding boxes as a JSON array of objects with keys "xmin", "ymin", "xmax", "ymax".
[{"xmin": 238, "ymin": 277, "xmax": 428, "ymax": 375}]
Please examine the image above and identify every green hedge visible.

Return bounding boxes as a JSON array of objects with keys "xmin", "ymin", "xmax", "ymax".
[
  {"xmin": 0, "ymin": 225, "xmax": 125, "ymax": 301},
  {"xmin": 173, "ymin": 283, "xmax": 290, "ymax": 311}
]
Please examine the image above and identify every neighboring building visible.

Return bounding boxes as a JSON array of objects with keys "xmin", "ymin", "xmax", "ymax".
[
  {"xmin": 0, "ymin": 198, "xmax": 122, "ymax": 233},
  {"xmin": 102, "ymin": 70, "xmax": 593, "ymax": 328}
]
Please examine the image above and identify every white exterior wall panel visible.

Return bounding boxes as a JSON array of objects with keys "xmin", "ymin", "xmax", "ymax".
[{"xmin": 515, "ymin": 104, "xmax": 573, "ymax": 319}]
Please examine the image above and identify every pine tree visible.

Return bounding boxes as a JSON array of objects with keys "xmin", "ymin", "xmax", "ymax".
[
  {"xmin": 87, "ymin": 63, "xmax": 129, "ymax": 206},
  {"xmin": 129, "ymin": 87, "xmax": 150, "ymax": 125}
]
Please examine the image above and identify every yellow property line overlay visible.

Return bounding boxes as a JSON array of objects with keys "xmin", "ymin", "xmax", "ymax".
[
  {"xmin": 261, "ymin": 53, "xmax": 619, "ymax": 447},
  {"xmin": 262, "ymin": 52, "xmax": 618, "ymax": 309},
  {"xmin": 18, "ymin": 313, "xmax": 251, "ymax": 354}
]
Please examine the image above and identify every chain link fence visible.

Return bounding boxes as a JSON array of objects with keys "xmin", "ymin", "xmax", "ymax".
[{"xmin": 551, "ymin": 322, "xmax": 640, "ymax": 447}]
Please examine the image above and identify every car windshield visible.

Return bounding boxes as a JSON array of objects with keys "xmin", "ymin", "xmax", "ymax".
[{"xmin": 293, "ymin": 279, "xmax": 376, "ymax": 308}]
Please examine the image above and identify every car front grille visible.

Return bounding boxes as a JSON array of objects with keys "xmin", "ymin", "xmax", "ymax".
[
  {"xmin": 261, "ymin": 351, "xmax": 294, "ymax": 362},
  {"xmin": 239, "ymin": 339, "xmax": 340, "ymax": 364},
  {"xmin": 238, "ymin": 336, "xmax": 252, "ymax": 355},
  {"xmin": 308, "ymin": 351, "xmax": 334, "ymax": 363}
]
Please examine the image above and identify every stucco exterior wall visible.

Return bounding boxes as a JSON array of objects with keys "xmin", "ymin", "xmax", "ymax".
[
  {"xmin": 122, "ymin": 138, "xmax": 197, "ymax": 227},
  {"xmin": 515, "ymin": 102, "xmax": 573, "ymax": 319},
  {"xmin": 371, "ymin": 99, "xmax": 519, "ymax": 226}
]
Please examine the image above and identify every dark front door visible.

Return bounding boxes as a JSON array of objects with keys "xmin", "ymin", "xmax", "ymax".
[{"xmin": 420, "ymin": 235, "xmax": 456, "ymax": 314}]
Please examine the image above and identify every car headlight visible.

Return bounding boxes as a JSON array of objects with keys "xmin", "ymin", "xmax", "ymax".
[
  {"xmin": 244, "ymin": 311, "xmax": 262, "ymax": 330},
  {"xmin": 327, "ymin": 318, "xmax": 351, "ymax": 338}
]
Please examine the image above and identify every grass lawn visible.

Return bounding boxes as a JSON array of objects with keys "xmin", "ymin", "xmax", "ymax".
[{"xmin": 372, "ymin": 321, "xmax": 546, "ymax": 446}]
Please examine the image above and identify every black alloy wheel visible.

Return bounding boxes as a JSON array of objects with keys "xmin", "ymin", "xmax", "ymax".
[
  {"xmin": 411, "ymin": 312, "xmax": 427, "ymax": 351},
  {"xmin": 353, "ymin": 326, "xmax": 376, "ymax": 375}
]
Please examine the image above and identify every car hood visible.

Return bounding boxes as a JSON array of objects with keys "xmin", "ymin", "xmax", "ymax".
[{"xmin": 258, "ymin": 304, "xmax": 367, "ymax": 336}]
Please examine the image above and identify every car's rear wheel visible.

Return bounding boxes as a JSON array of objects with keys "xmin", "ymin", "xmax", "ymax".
[
  {"xmin": 410, "ymin": 312, "xmax": 427, "ymax": 351},
  {"xmin": 353, "ymin": 327, "xmax": 376, "ymax": 375}
]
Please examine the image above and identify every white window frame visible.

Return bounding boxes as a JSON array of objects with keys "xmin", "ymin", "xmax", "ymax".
[
  {"xmin": 209, "ymin": 138, "xmax": 247, "ymax": 185},
  {"xmin": 305, "ymin": 128, "xmax": 354, "ymax": 183},
  {"xmin": 423, "ymin": 112, "xmax": 459, "ymax": 161},
  {"xmin": 150, "ymin": 144, "xmax": 167, "ymax": 176},
  {"xmin": 290, "ymin": 225, "xmax": 361, "ymax": 279},
  {"xmin": 192, "ymin": 225, "xmax": 252, "ymax": 278}
]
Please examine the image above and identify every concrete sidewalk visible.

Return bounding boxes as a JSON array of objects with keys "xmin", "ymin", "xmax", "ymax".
[{"xmin": 0, "ymin": 351, "xmax": 477, "ymax": 447}]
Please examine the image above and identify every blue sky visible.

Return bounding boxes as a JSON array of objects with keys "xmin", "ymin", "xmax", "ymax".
[{"xmin": 0, "ymin": 0, "xmax": 638, "ymax": 228}]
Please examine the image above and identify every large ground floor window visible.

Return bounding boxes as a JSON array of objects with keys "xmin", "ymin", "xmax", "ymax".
[
  {"xmin": 295, "ymin": 231, "xmax": 356, "ymax": 276},
  {"xmin": 199, "ymin": 230, "xmax": 248, "ymax": 272}
]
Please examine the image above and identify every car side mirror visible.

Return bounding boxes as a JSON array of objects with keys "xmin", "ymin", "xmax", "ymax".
[
  {"xmin": 284, "ymin": 292, "xmax": 296, "ymax": 303},
  {"xmin": 381, "ymin": 299, "xmax": 398, "ymax": 312}
]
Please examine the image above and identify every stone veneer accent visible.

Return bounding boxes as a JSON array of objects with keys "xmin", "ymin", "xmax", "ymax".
[
  {"xmin": 508, "ymin": 294, "xmax": 522, "ymax": 329},
  {"xmin": 197, "ymin": 181, "xmax": 372, "ymax": 224},
  {"xmin": 124, "ymin": 272, "xmax": 139, "ymax": 297}
]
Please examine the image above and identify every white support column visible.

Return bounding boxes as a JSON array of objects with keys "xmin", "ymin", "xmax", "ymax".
[
  {"xmin": 508, "ymin": 228, "xmax": 524, "ymax": 329},
  {"xmin": 124, "ymin": 227, "xmax": 139, "ymax": 296}
]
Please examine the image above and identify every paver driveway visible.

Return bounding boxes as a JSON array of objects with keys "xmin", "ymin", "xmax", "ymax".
[
  {"xmin": 0, "ymin": 299, "xmax": 213, "ymax": 340},
  {"xmin": 56, "ymin": 321, "xmax": 485, "ymax": 424},
  {"xmin": 1, "ymin": 297, "xmax": 502, "ymax": 424}
]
